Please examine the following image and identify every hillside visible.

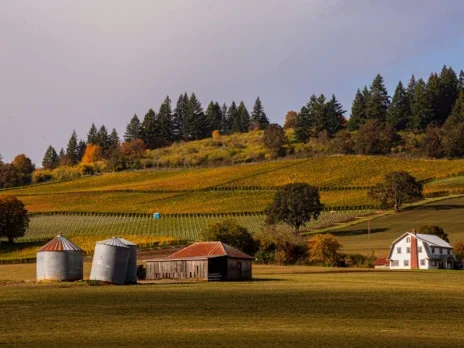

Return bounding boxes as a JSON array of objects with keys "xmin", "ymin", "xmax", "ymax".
[{"xmin": 334, "ymin": 197, "xmax": 464, "ymax": 256}]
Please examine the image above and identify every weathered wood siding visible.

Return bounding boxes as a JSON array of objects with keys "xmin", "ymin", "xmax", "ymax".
[
  {"xmin": 226, "ymin": 258, "xmax": 252, "ymax": 280},
  {"xmin": 145, "ymin": 260, "xmax": 208, "ymax": 280}
]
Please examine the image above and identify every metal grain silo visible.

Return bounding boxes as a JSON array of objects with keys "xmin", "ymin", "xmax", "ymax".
[
  {"xmin": 117, "ymin": 237, "xmax": 137, "ymax": 284},
  {"xmin": 90, "ymin": 237, "xmax": 129, "ymax": 285},
  {"xmin": 36, "ymin": 234, "xmax": 84, "ymax": 282}
]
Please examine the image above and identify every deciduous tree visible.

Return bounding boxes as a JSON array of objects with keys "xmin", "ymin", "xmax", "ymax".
[
  {"xmin": 266, "ymin": 183, "xmax": 324, "ymax": 232},
  {"xmin": 263, "ymin": 124, "xmax": 286, "ymax": 155},
  {"xmin": 419, "ymin": 225, "xmax": 449, "ymax": 242},
  {"xmin": 283, "ymin": 111, "xmax": 298, "ymax": 129},
  {"xmin": 0, "ymin": 195, "xmax": 29, "ymax": 243},
  {"xmin": 308, "ymin": 233, "xmax": 342, "ymax": 266},
  {"xmin": 368, "ymin": 171, "xmax": 423, "ymax": 211}
]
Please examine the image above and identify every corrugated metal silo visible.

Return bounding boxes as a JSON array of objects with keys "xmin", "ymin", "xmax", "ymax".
[
  {"xmin": 90, "ymin": 237, "xmax": 130, "ymax": 285},
  {"xmin": 117, "ymin": 237, "xmax": 137, "ymax": 284},
  {"xmin": 36, "ymin": 234, "xmax": 84, "ymax": 282}
]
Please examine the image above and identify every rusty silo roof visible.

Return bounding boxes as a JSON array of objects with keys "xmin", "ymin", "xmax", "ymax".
[
  {"xmin": 168, "ymin": 242, "xmax": 253, "ymax": 259},
  {"xmin": 37, "ymin": 234, "xmax": 83, "ymax": 252},
  {"xmin": 96, "ymin": 237, "xmax": 130, "ymax": 248}
]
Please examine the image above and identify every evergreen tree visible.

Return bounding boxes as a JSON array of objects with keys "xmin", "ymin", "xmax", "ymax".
[
  {"xmin": 426, "ymin": 73, "xmax": 441, "ymax": 125},
  {"xmin": 157, "ymin": 96, "xmax": 173, "ymax": 144},
  {"xmin": 406, "ymin": 75, "xmax": 417, "ymax": 104},
  {"xmin": 87, "ymin": 123, "xmax": 98, "ymax": 144},
  {"xmin": 97, "ymin": 125, "xmax": 109, "ymax": 152},
  {"xmin": 0, "ymin": 154, "xmax": 3, "ymax": 165},
  {"xmin": 312, "ymin": 94, "xmax": 328, "ymax": 134},
  {"xmin": 324, "ymin": 94, "xmax": 346, "ymax": 135},
  {"xmin": 410, "ymin": 78, "xmax": 433, "ymax": 132},
  {"xmin": 66, "ymin": 130, "xmax": 79, "ymax": 165},
  {"xmin": 77, "ymin": 140, "xmax": 87, "ymax": 161},
  {"xmin": 365, "ymin": 74, "xmax": 390, "ymax": 122},
  {"xmin": 438, "ymin": 66, "xmax": 459, "ymax": 124},
  {"xmin": 108, "ymin": 128, "xmax": 120, "ymax": 149},
  {"xmin": 42, "ymin": 146, "xmax": 59, "ymax": 170},
  {"xmin": 220, "ymin": 103, "xmax": 229, "ymax": 135},
  {"xmin": 250, "ymin": 97, "xmax": 269, "ymax": 130},
  {"xmin": 459, "ymin": 70, "xmax": 464, "ymax": 92},
  {"xmin": 236, "ymin": 101, "xmax": 250, "ymax": 133},
  {"xmin": 294, "ymin": 95, "xmax": 317, "ymax": 142},
  {"xmin": 387, "ymin": 81, "xmax": 410, "ymax": 131},
  {"xmin": 205, "ymin": 101, "xmax": 222, "ymax": 134},
  {"xmin": 173, "ymin": 93, "xmax": 189, "ymax": 141},
  {"xmin": 228, "ymin": 101, "xmax": 239, "ymax": 133},
  {"xmin": 444, "ymin": 90, "xmax": 464, "ymax": 127},
  {"xmin": 59, "ymin": 148, "xmax": 65, "ymax": 160},
  {"xmin": 347, "ymin": 89, "xmax": 367, "ymax": 131},
  {"xmin": 124, "ymin": 114, "xmax": 142, "ymax": 142},
  {"xmin": 141, "ymin": 109, "xmax": 159, "ymax": 149},
  {"xmin": 184, "ymin": 93, "xmax": 208, "ymax": 140}
]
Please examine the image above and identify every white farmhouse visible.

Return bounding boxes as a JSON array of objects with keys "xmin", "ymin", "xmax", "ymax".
[{"xmin": 388, "ymin": 231, "xmax": 456, "ymax": 270}]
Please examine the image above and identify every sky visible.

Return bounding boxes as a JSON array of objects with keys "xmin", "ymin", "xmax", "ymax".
[{"xmin": 1, "ymin": 0, "xmax": 463, "ymax": 165}]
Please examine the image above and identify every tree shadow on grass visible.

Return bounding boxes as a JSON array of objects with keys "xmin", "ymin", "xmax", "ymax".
[
  {"xmin": 0, "ymin": 240, "xmax": 45, "ymax": 255},
  {"xmin": 331, "ymin": 228, "xmax": 389, "ymax": 237}
]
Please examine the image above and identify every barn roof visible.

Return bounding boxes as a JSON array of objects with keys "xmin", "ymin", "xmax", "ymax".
[
  {"xmin": 167, "ymin": 242, "xmax": 254, "ymax": 260},
  {"xmin": 37, "ymin": 234, "xmax": 83, "ymax": 252}
]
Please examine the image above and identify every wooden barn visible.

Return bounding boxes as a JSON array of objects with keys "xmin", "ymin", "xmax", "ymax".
[{"xmin": 145, "ymin": 242, "xmax": 253, "ymax": 281}]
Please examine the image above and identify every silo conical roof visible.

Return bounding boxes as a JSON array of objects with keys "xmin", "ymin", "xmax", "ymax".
[
  {"xmin": 117, "ymin": 237, "xmax": 137, "ymax": 246},
  {"xmin": 96, "ymin": 237, "xmax": 130, "ymax": 248},
  {"xmin": 37, "ymin": 234, "xmax": 83, "ymax": 252}
]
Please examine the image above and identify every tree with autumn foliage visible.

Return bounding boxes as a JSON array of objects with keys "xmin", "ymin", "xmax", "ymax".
[
  {"xmin": 308, "ymin": 233, "xmax": 343, "ymax": 266},
  {"xmin": 453, "ymin": 241, "xmax": 464, "ymax": 261},
  {"xmin": 0, "ymin": 195, "xmax": 29, "ymax": 243},
  {"xmin": 81, "ymin": 144, "xmax": 103, "ymax": 164}
]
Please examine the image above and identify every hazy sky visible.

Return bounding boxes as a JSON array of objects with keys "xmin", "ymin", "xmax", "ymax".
[{"xmin": 1, "ymin": 0, "xmax": 463, "ymax": 165}]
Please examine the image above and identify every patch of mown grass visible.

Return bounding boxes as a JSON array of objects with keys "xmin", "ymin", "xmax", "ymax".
[{"xmin": 1, "ymin": 265, "xmax": 464, "ymax": 347}]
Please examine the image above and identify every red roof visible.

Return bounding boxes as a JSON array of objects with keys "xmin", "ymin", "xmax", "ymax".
[
  {"xmin": 168, "ymin": 242, "xmax": 254, "ymax": 260},
  {"xmin": 37, "ymin": 234, "xmax": 83, "ymax": 252},
  {"xmin": 374, "ymin": 257, "xmax": 389, "ymax": 266}
]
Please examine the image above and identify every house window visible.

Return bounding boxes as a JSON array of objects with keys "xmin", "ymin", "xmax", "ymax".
[
  {"xmin": 397, "ymin": 247, "xmax": 402, "ymax": 254},
  {"xmin": 431, "ymin": 247, "xmax": 435, "ymax": 253},
  {"xmin": 391, "ymin": 260, "xmax": 399, "ymax": 267},
  {"xmin": 431, "ymin": 261, "xmax": 437, "ymax": 266},
  {"xmin": 406, "ymin": 247, "xmax": 411, "ymax": 254},
  {"xmin": 404, "ymin": 260, "xmax": 409, "ymax": 267},
  {"xmin": 440, "ymin": 248, "xmax": 443, "ymax": 254},
  {"xmin": 406, "ymin": 237, "xmax": 410, "ymax": 243},
  {"xmin": 420, "ymin": 259, "xmax": 425, "ymax": 266},
  {"xmin": 447, "ymin": 249, "xmax": 451, "ymax": 255},
  {"xmin": 418, "ymin": 246, "xmax": 423, "ymax": 253}
]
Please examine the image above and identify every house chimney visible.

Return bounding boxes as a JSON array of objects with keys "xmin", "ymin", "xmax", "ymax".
[
  {"xmin": 410, "ymin": 233, "xmax": 419, "ymax": 269},
  {"xmin": 411, "ymin": 229, "xmax": 416, "ymax": 235}
]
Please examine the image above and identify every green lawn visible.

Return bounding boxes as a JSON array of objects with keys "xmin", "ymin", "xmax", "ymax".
[
  {"xmin": 1, "ymin": 264, "xmax": 463, "ymax": 347},
  {"xmin": 335, "ymin": 197, "xmax": 464, "ymax": 255}
]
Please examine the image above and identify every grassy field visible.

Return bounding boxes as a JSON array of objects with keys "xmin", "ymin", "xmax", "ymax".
[
  {"xmin": 1, "ymin": 264, "xmax": 464, "ymax": 347},
  {"xmin": 334, "ymin": 196, "xmax": 464, "ymax": 256}
]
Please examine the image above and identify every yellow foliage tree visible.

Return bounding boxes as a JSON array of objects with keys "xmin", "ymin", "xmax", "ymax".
[
  {"xmin": 309, "ymin": 233, "xmax": 342, "ymax": 265},
  {"xmin": 212, "ymin": 130, "xmax": 220, "ymax": 139},
  {"xmin": 82, "ymin": 144, "xmax": 103, "ymax": 164}
]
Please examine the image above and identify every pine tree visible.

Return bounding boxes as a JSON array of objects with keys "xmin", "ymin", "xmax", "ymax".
[
  {"xmin": 228, "ymin": 101, "xmax": 240, "ymax": 133},
  {"xmin": 108, "ymin": 128, "xmax": 120, "ymax": 149},
  {"xmin": 444, "ymin": 90, "xmax": 464, "ymax": 127},
  {"xmin": 236, "ymin": 101, "xmax": 250, "ymax": 133},
  {"xmin": 294, "ymin": 95, "xmax": 317, "ymax": 142},
  {"xmin": 406, "ymin": 75, "xmax": 417, "ymax": 104},
  {"xmin": 220, "ymin": 103, "xmax": 229, "ymax": 135},
  {"xmin": 426, "ymin": 73, "xmax": 441, "ymax": 125},
  {"xmin": 124, "ymin": 114, "xmax": 142, "ymax": 142},
  {"xmin": 66, "ymin": 130, "xmax": 79, "ymax": 165},
  {"xmin": 365, "ymin": 74, "xmax": 390, "ymax": 122},
  {"xmin": 438, "ymin": 66, "xmax": 459, "ymax": 124},
  {"xmin": 387, "ymin": 81, "xmax": 410, "ymax": 131},
  {"xmin": 87, "ymin": 123, "xmax": 98, "ymax": 144},
  {"xmin": 0, "ymin": 154, "xmax": 3, "ymax": 165},
  {"xmin": 77, "ymin": 140, "xmax": 87, "ymax": 161},
  {"xmin": 97, "ymin": 125, "xmax": 109, "ymax": 152},
  {"xmin": 157, "ymin": 96, "xmax": 173, "ymax": 144},
  {"xmin": 313, "ymin": 94, "xmax": 328, "ymax": 134},
  {"xmin": 59, "ymin": 148, "xmax": 65, "ymax": 160},
  {"xmin": 141, "ymin": 109, "xmax": 159, "ymax": 149},
  {"xmin": 410, "ymin": 78, "xmax": 433, "ymax": 132},
  {"xmin": 324, "ymin": 94, "xmax": 346, "ymax": 135},
  {"xmin": 205, "ymin": 101, "xmax": 221, "ymax": 134},
  {"xmin": 459, "ymin": 70, "xmax": 464, "ymax": 92},
  {"xmin": 250, "ymin": 97, "xmax": 269, "ymax": 130},
  {"xmin": 173, "ymin": 93, "xmax": 189, "ymax": 141},
  {"xmin": 347, "ymin": 89, "xmax": 367, "ymax": 130},
  {"xmin": 184, "ymin": 93, "xmax": 208, "ymax": 140},
  {"xmin": 42, "ymin": 146, "xmax": 59, "ymax": 169}
]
